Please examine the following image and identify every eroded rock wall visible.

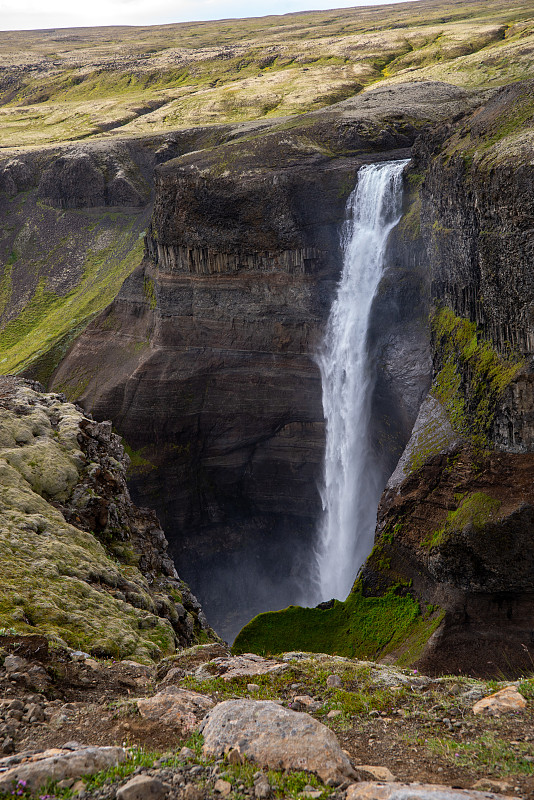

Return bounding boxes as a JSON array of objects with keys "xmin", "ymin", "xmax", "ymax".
[
  {"xmin": 361, "ymin": 80, "xmax": 534, "ymax": 676},
  {"xmin": 50, "ymin": 82, "xmax": 475, "ymax": 641}
]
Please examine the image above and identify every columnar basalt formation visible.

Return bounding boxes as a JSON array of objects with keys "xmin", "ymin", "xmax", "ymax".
[
  {"xmin": 360, "ymin": 80, "xmax": 534, "ymax": 676},
  {"xmin": 50, "ymin": 82, "xmax": 477, "ymax": 641}
]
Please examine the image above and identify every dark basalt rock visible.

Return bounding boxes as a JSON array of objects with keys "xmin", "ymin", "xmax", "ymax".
[
  {"xmin": 361, "ymin": 81, "xmax": 534, "ymax": 676},
  {"xmin": 49, "ymin": 82, "xmax": 477, "ymax": 641}
]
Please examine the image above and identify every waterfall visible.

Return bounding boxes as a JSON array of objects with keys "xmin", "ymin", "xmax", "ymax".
[{"xmin": 315, "ymin": 159, "xmax": 409, "ymax": 603}]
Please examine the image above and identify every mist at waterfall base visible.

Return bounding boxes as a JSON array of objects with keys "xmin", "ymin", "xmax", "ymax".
[{"xmin": 309, "ymin": 159, "xmax": 409, "ymax": 605}]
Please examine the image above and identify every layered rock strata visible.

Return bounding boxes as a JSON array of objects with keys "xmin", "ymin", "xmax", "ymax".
[
  {"xmin": 50, "ymin": 81, "xmax": 477, "ymax": 640},
  {"xmin": 360, "ymin": 80, "xmax": 534, "ymax": 676}
]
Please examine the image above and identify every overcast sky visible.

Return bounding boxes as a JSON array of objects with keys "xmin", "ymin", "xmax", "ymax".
[{"xmin": 0, "ymin": 0, "xmax": 408, "ymax": 32}]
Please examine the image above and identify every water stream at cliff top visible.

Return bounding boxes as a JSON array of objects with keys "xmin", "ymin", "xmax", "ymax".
[{"xmin": 314, "ymin": 158, "xmax": 409, "ymax": 602}]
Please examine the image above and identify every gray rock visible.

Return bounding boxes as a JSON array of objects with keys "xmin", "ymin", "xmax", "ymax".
[
  {"xmin": 254, "ymin": 776, "xmax": 271, "ymax": 798},
  {"xmin": 117, "ymin": 775, "xmax": 168, "ymax": 800},
  {"xmin": 137, "ymin": 687, "xmax": 214, "ymax": 732},
  {"xmin": 0, "ymin": 746, "xmax": 126, "ymax": 793},
  {"xmin": 326, "ymin": 675, "xmax": 342, "ymax": 688},
  {"xmin": 3, "ymin": 656, "xmax": 28, "ymax": 674},
  {"xmin": 214, "ymin": 779, "xmax": 232, "ymax": 796},
  {"xmin": 201, "ymin": 699, "xmax": 356, "ymax": 785},
  {"xmin": 346, "ymin": 782, "xmax": 515, "ymax": 800},
  {"xmin": 195, "ymin": 655, "xmax": 287, "ymax": 682}
]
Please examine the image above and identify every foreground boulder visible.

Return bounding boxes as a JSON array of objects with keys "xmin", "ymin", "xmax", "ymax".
[
  {"xmin": 346, "ymin": 783, "xmax": 515, "ymax": 800},
  {"xmin": 0, "ymin": 746, "xmax": 126, "ymax": 793},
  {"xmin": 472, "ymin": 686, "xmax": 527, "ymax": 716},
  {"xmin": 137, "ymin": 687, "xmax": 214, "ymax": 731},
  {"xmin": 200, "ymin": 699, "xmax": 356, "ymax": 785}
]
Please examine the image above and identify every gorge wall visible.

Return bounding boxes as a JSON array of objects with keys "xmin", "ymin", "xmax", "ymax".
[
  {"xmin": 236, "ymin": 79, "xmax": 534, "ymax": 676},
  {"xmin": 362, "ymin": 79, "xmax": 534, "ymax": 676},
  {"xmin": 48, "ymin": 81, "xmax": 473, "ymax": 640}
]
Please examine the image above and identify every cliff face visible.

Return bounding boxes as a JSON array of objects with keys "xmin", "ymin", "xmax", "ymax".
[
  {"xmin": 49, "ymin": 82, "xmax": 473, "ymax": 640},
  {"xmin": 359, "ymin": 80, "xmax": 534, "ymax": 676},
  {"xmin": 0, "ymin": 376, "xmax": 215, "ymax": 662}
]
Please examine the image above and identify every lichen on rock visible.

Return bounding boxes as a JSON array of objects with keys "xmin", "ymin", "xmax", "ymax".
[{"xmin": 0, "ymin": 376, "xmax": 217, "ymax": 662}]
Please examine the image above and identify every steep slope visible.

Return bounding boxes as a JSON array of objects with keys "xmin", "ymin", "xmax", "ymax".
[{"xmin": 0, "ymin": 376, "xmax": 215, "ymax": 662}]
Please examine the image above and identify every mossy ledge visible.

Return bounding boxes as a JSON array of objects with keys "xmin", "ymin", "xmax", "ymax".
[{"xmin": 233, "ymin": 582, "xmax": 442, "ymax": 666}]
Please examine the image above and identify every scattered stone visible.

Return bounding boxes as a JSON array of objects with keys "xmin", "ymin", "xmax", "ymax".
[
  {"xmin": 472, "ymin": 686, "xmax": 527, "ymax": 716},
  {"xmin": 346, "ymin": 783, "xmax": 515, "ymax": 800},
  {"xmin": 326, "ymin": 674, "xmax": 342, "ymax": 688},
  {"xmin": 157, "ymin": 644, "xmax": 230, "ymax": 680},
  {"xmin": 159, "ymin": 667, "xmax": 185, "ymax": 686},
  {"xmin": 117, "ymin": 774, "xmax": 168, "ymax": 800},
  {"xmin": 472, "ymin": 779, "xmax": 511, "ymax": 793},
  {"xmin": 183, "ymin": 784, "xmax": 204, "ymax": 800},
  {"xmin": 0, "ymin": 746, "xmax": 126, "ymax": 793},
  {"xmin": 226, "ymin": 748, "xmax": 242, "ymax": 765},
  {"xmin": 1, "ymin": 737, "xmax": 14, "ymax": 755},
  {"xmin": 356, "ymin": 766, "xmax": 396, "ymax": 782},
  {"xmin": 292, "ymin": 695, "xmax": 322, "ymax": 712},
  {"xmin": 282, "ymin": 652, "xmax": 313, "ymax": 661},
  {"xmin": 137, "ymin": 687, "xmax": 214, "ymax": 732},
  {"xmin": 195, "ymin": 654, "xmax": 287, "ymax": 682},
  {"xmin": 214, "ymin": 779, "xmax": 232, "ymax": 796},
  {"xmin": 3, "ymin": 656, "xmax": 28, "ymax": 674},
  {"xmin": 201, "ymin": 699, "xmax": 357, "ymax": 785},
  {"xmin": 327, "ymin": 710, "xmax": 342, "ymax": 719},
  {"xmin": 254, "ymin": 776, "xmax": 271, "ymax": 798},
  {"xmin": 179, "ymin": 747, "xmax": 195, "ymax": 760},
  {"xmin": 247, "ymin": 683, "xmax": 260, "ymax": 692}
]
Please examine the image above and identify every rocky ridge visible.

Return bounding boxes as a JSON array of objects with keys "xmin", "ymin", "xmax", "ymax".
[{"xmin": 0, "ymin": 376, "xmax": 215, "ymax": 662}]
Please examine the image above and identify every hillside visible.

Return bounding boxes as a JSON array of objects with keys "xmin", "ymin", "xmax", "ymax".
[{"xmin": 1, "ymin": 0, "xmax": 534, "ymax": 149}]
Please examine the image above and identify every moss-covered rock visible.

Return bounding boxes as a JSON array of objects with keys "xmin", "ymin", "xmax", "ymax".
[
  {"xmin": 233, "ymin": 583, "xmax": 442, "ymax": 666},
  {"xmin": 0, "ymin": 376, "xmax": 217, "ymax": 662}
]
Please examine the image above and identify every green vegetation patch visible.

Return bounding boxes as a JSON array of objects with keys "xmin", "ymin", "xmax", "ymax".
[
  {"xmin": 423, "ymin": 491, "xmax": 501, "ymax": 549},
  {"xmin": 0, "ymin": 218, "xmax": 145, "ymax": 382},
  {"xmin": 425, "ymin": 732, "xmax": 534, "ymax": 777},
  {"xmin": 233, "ymin": 584, "xmax": 424, "ymax": 660},
  {"xmin": 0, "ymin": 388, "xmax": 177, "ymax": 662},
  {"xmin": 431, "ymin": 306, "xmax": 524, "ymax": 450}
]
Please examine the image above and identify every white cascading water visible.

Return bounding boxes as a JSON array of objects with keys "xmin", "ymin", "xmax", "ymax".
[{"xmin": 314, "ymin": 159, "xmax": 409, "ymax": 603}]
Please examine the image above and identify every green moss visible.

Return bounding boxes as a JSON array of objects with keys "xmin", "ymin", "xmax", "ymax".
[
  {"xmin": 0, "ymin": 261, "xmax": 14, "ymax": 317},
  {"xmin": 431, "ymin": 307, "xmax": 524, "ymax": 450},
  {"xmin": 123, "ymin": 442, "xmax": 156, "ymax": 478},
  {"xmin": 0, "ymin": 230, "xmax": 144, "ymax": 379},
  {"xmin": 233, "ymin": 583, "xmax": 424, "ymax": 661},
  {"xmin": 392, "ymin": 607, "xmax": 445, "ymax": 667},
  {"xmin": 0, "ymin": 389, "xmax": 179, "ymax": 663},
  {"xmin": 143, "ymin": 275, "xmax": 157, "ymax": 309},
  {"xmin": 423, "ymin": 491, "xmax": 501, "ymax": 549}
]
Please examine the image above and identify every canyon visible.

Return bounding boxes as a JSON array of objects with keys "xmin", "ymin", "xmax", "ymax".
[{"xmin": 0, "ymin": 0, "xmax": 533, "ymax": 671}]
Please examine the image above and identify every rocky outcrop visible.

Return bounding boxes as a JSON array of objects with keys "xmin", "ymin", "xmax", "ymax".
[
  {"xmin": 358, "ymin": 80, "xmax": 534, "ymax": 676},
  {"xmin": 0, "ymin": 376, "xmax": 216, "ymax": 661},
  {"xmin": 50, "ymin": 82, "xmax": 473, "ymax": 641}
]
